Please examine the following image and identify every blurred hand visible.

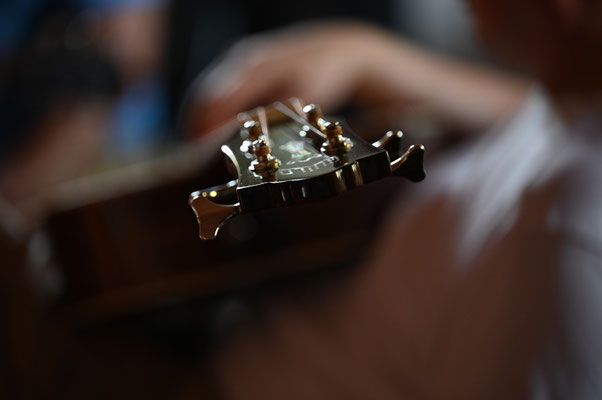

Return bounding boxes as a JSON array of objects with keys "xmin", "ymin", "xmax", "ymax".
[
  {"xmin": 184, "ymin": 20, "xmax": 528, "ymax": 137},
  {"xmin": 184, "ymin": 22, "xmax": 395, "ymax": 136}
]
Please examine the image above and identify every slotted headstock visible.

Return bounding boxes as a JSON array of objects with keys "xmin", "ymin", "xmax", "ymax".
[{"xmin": 190, "ymin": 99, "xmax": 425, "ymax": 239}]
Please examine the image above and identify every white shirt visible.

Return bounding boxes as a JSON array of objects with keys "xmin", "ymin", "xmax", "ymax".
[{"xmin": 432, "ymin": 88, "xmax": 602, "ymax": 399}]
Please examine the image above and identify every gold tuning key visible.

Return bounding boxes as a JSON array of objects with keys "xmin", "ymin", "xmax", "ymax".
[
  {"xmin": 240, "ymin": 120, "xmax": 264, "ymax": 153},
  {"xmin": 390, "ymin": 144, "xmax": 426, "ymax": 182},
  {"xmin": 242, "ymin": 120, "xmax": 262, "ymax": 141},
  {"xmin": 303, "ymin": 104, "xmax": 353, "ymax": 155},
  {"xmin": 321, "ymin": 121, "xmax": 353, "ymax": 155},
  {"xmin": 373, "ymin": 130, "xmax": 403, "ymax": 149},
  {"xmin": 189, "ymin": 181, "xmax": 240, "ymax": 239},
  {"xmin": 303, "ymin": 104, "xmax": 326, "ymax": 131},
  {"xmin": 249, "ymin": 138, "xmax": 280, "ymax": 178}
]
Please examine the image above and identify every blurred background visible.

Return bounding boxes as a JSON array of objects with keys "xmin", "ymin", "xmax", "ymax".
[
  {"xmin": 1, "ymin": 0, "xmax": 513, "ymax": 398},
  {"xmin": 1, "ymin": 0, "xmax": 492, "ymax": 162},
  {"xmin": 0, "ymin": 0, "xmax": 504, "ymax": 227}
]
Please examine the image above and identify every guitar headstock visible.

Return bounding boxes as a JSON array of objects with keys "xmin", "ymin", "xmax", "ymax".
[{"xmin": 190, "ymin": 99, "xmax": 425, "ymax": 239}]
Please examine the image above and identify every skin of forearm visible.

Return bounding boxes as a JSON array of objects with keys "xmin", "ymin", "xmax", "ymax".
[{"xmin": 359, "ymin": 34, "xmax": 531, "ymax": 133}]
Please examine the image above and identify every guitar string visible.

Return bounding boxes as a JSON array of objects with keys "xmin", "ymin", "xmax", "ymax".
[
  {"xmin": 290, "ymin": 97, "xmax": 306, "ymax": 117},
  {"xmin": 257, "ymin": 106, "xmax": 269, "ymax": 139},
  {"xmin": 273, "ymin": 102, "xmax": 327, "ymax": 140}
]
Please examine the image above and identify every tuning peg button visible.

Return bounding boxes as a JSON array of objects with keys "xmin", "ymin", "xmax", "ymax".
[
  {"xmin": 390, "ymin": 144, "xmax": 426, "ymax": 182},
  {"xmin": 189, "ymin": 181, "xmax": 239, "ymax": 239},
  {"xmin": 373, "ymin": 130, "xmax": 403, "ymax": 150}
]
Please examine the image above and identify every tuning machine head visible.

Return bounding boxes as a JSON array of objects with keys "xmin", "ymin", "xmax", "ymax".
[
  {"xmin": 243, "ymin": 120, "xmax": 262, "ymax": 141},
  {"xmin": 190, "ymin": 99, "xmax": 425, "ymax": 240},
  {"xmin": 303, "ymin": 103, "xmax": 325, "ymax": 131},
  {"xmin": 249, "ymin": 138, "xmax": 280, "ymax": 178},
  {"xmin": 321, "ymin": 121, "xmax": 353, "ymax": 155},
  {"xmin": 240, "ymin": 120, "xmax": 263, "ymax": 153},
  {"xmin": 373, "ymin": 130, "xmax": 425, "ymax": 182}
]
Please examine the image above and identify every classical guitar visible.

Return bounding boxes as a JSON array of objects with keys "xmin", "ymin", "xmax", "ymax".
[{"xmin": 190, "ymin": 98, "xmax": 424, "ymax": 240}]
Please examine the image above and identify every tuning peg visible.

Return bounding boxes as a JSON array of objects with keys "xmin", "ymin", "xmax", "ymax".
[
  {"xmin": 303, "ymin": 104, "xmax": 326, "ymax": 131},
  {"xmin": 189, "ymin": 181, "xmax": 240, "ymax": 239},
  {"xmin": 240, "ymin": 120, "xmax": 264, "ymax": 153},
  {"xmin": 390, "ymin": 144, "xmax": 426, "ymax": 182},
  {"xmin": 250, "ymin": 138, "xmax": 280, "ymax": 177},
  {"xmin": 373, "ymin": 130, "xmax": 403, "ymax": 150},
  {"xmin": 321, "ymin": 121, "xmax": 352, "ymax": 155},
  {"xmin": 242, "ymin": 120, "xmax": 262, "ymax": 141}
]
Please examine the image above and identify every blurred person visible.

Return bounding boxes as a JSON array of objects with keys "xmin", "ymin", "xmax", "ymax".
[
  {"xmin": 392, "ymin": 0, "xmax": 495, "ymax": 62},
  {"xmin": 0, "ymin": 0, "xmax": 168, "ymax": 226},
  {"xmin": 183, "ymin": 21, "xmax": 528, "ymax": 137},
  {"xmin": 166, "ymin": 0, "xmax": 398, "ymax": 121},
  {"xmin": 0, "ymin": 0, "xmax": 600, "ymax": 398},
  {"xmin": 184, "ymin": 1, "xmax": 602, "ymax": 399},
  {"xmin": 0, "ymin": 2, "xmax": 168, "ymax": 397}
]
